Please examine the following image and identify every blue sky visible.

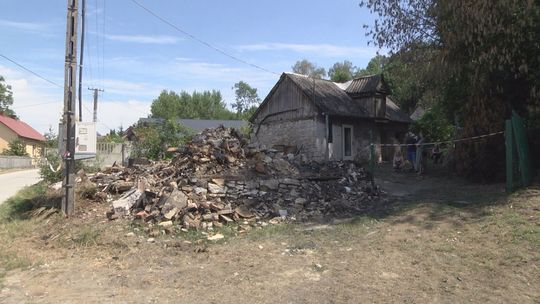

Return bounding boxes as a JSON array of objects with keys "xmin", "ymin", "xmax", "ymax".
[{"xmin": 0, "ymin": 0, "xmax": 381, "ymax": 134}]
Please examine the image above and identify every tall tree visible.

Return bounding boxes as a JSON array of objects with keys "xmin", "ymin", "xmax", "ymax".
[
  {"xmin": 150, "ymin": 90, "xmax": 235, "ymax": 120},
  {"xmin": 328, "ymin": 60, "xmax": 357, "ymax": 82},
  {"xmin": 291, "ymin": 59, "xmax": 326, "ymax": 79},
  {"xmin": 356, "ymin": 55, "xmax": 389, "ymax": 77},
  {"xmin": 232, "ymin": 81, "xmax": 260, "ymax": 119},
  {"xmin": 360, "ymin": 0, "xmax": 540, "ymax": 180},
  {"xmin": 0, "ymin": 76, "xmax": 15, "ymax": 116}
]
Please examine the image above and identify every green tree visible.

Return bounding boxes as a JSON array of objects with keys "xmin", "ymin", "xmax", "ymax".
[
  {"xmin": 43, "ymin": 126, "xmax": 58, "ymax": 148},
  {"xmin": 232, "ymin": 81, "xmax": 260, "ymax": 119},
  {"xmin": 100, "ymin": 126, "xmax": 125, "ymax": 143},
  {"xmin": 131, "ymin": 119, "xmax": 193, "ymax": 160},
  {"xmin": 356, "ymin": 55, "xmax": 389, "ymax": 77},
  {"xmin": 150, "ymin": 90, "xmax": 235, "ymax": 120},
  {"xmin": 2, "ymin": 139, "xmax": 28, "ymax": 156},
  {"xmin": 411, "ymin": 106, "xmax": 454, "ymax": 142},
  {"xmin": 0, "ymin": 76, "xmax": 15, "ymax": 116},
  {"xmin": 360, "ymin": 0, "xmax": 540, "ymax": 180},
  {"xmin": 291, "ymin": 59, "xmax": 326, "ymax": 79},
  {"xmin": 328, "ymin": 60, "xmax": 357, "ymax": 82}
]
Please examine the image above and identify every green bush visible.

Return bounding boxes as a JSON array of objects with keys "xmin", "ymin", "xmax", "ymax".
[
  {"xmin": 39, "ymin": 153, "xmax": 62, "ymax": 184},
  {"xmin": 411, "ymin": 107, "xmax": 454, "ymax": 142},
  {"xmin": 1, "ymin": 139, "xmax": 28, "ymax": 156}
]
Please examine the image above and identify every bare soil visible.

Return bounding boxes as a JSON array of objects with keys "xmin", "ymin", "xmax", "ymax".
[{"xmin": 0, "ymin": 165, "xmax": 538, "ymax": 303}]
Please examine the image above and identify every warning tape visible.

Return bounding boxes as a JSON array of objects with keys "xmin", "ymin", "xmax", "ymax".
[{"xmin": 373, "ymin": 131, "xmax": 504, "ymax": 148}]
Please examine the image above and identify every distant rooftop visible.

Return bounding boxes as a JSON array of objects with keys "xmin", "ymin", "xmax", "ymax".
[{"xmin": 138, "ymin": 118, "xmax": 247, "ymax": 132}]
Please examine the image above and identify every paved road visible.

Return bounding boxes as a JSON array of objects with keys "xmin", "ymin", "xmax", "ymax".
[{"xmin": 0, "ymin": 169, "xmax": 41, "ymax": 205}]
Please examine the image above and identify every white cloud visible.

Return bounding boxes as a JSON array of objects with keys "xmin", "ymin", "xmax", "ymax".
[
  {"xmin": 99, "ymin": 79, "xmax": 163, "ymax": 98},
  {"xmin": 235, "ymin": 42, "xmax": 378, "ymax": 58},
  {"xmin": 0, "ymin": 19, "xmax": 49, "ymax": 32},
  {"xmin": 104, "ymin": 34, "xmax": 182, "ymax": 44},
  {"xmin": 94, "ymin": 99, "xmax": 151, "ymax": 134},
  {"xmin": 0, "ymin": 65, "xmax": 153, "ymax": 134}
]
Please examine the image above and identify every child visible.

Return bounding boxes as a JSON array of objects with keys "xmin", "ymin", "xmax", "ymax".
[
  {"xmin": 393, "ymin": 147, "xmax": 404, "ymax": 171},
  {"xmin": 432, "ymin": 144, "xmax": 442, "ymax": 164}
]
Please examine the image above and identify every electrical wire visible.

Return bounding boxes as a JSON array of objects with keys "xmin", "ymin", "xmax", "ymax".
[
  {"xmin": 12, "ymin": 101, "xmax": 60, "ymax": 109},
  {"xmin": 0, "ymin": 53, "xmax": 62, "ymax": 88},
  {"xmin": 128, "ymin": 0, "xmax": 279, "ymax": 76}
]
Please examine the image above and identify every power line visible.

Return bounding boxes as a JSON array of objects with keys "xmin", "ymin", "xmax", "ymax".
[
  {"xmin": 128, "ymin": 0, "xmax": 279, "ymax": 76},
  {"xmin": 12, "ymin": 101, "xmax": 60, "ymax": 109},
  {"xmin": 0, "ymin": 53, "xmax": 62, "ymax": 88}
]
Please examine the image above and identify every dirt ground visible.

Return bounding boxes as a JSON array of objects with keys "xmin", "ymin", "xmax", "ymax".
[{"xmin": 0, "ymin": 164, "xmax": 538, "ymax": 303}]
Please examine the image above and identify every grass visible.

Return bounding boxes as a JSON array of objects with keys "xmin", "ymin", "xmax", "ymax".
[
  {"xmin": 71, "ymin": 225, "xmax": 102, "ymax": 247},
  {"xmin": 0, "ymin": 183, "xmax": 48, "ymax": 221},
  {"xmin": 0, "ymin": 184, "xmax": 47, "ymax": 285}
]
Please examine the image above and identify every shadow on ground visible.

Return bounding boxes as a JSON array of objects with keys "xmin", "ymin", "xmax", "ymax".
[{"xmin": 351, "ymin": 162, "xmax": 510, "ymax": 230}]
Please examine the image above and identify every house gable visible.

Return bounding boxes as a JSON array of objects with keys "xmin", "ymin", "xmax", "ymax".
[
  {"xmin": 250, "ymin": 74, "xmax": 319, "ymax": 125},
  {"xmin": 0, "ymin": 122, "xmax": 18, "ymax": 152}
]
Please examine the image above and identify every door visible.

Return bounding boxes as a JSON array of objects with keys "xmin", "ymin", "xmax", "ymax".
[{"xmin": 343, "ymin": 125, "xmax": 353, "ymax": 160}]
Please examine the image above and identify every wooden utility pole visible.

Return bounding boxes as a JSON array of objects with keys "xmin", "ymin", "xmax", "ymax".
[
  {"xmin": 62, "ymin": 0, "xmax": 79, "ymax": 216},
  {"xmin": 88, "ymin": 87, "xmax": 103, "ymax": 122}
]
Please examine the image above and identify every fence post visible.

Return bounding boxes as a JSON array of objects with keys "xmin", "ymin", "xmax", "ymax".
[
  {"xmin": 511, "ymin": 111, "xmax": 533, "ymax": 187},
  {"xmin": 505, "ymin": 119, "xmax": 514, "ymax": 193}
]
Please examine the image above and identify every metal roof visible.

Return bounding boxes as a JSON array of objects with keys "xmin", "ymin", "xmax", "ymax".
[
  {"xmin": 0, "ymin": 113, "xmax": 45, "ymax": 141},
  {"xmin": 286, "ymin": 73, "xmax": 370, "ymax": 118},
  {"xmin": 284, "ymin": 73, "xmax": 411, "ymax": 123},
  {"xmin": 345, "ymin": 74, "xmax": 392, "ymax": 96}
]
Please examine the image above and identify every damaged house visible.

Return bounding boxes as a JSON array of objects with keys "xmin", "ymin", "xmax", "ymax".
[{"xmin": 250, "ymin": 73, "xmax": 412, "ymax": 162}]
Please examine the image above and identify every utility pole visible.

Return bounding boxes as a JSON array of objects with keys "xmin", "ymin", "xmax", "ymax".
[
  {"xmin": 77, "ymin": 0, "xmax": 86, "ymax": 121},
  {"xmin": 88, "ymin": 87, "xmax": 103, "ymax": 122},
  {"xmin": 62, "ymin": 0, "xmax": 78, "ymax": 216}
]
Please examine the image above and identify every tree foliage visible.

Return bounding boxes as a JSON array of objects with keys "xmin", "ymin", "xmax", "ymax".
[
  {"xmin": 150, "ymin": 90, "xmax": 235, "ymax": 120},
  {"xmin": 360, "ymin": 0, "xmax": 540, "ymax": 180},
  {"xmin": 100, "ymin": 126, "xmax": 125, "ymax": 143},
  {"xmin": 356, "ymin": 55, "xmax": 389, "ymax": 77},
  {"xmin": 411, "ymin": 106, "xmax": 454, "ymax": 143},
  {"xmin": 232, "ymin": 81, "xmax": 260, "ymax": 119},
  {"xmin": 1, "ymin": 139, "xmax": 28, "ymax": 156},
  {"xmin": 328, "ymin": 60, "xmax": 357, "ymax": 83},
  {"xmin": 43, "ymin": 126, "xmax": 58, "ymax": 148},
  {"xmin": 0, "ymin": 76, "xmax": 15, "ymax": 117},
  {"xmin": 131, "ymin": 119, "xmax": 192, "ymax": 160},
  {"xmin": 291, "ymin": 59, "xmax": 326, "ymax": 79}
]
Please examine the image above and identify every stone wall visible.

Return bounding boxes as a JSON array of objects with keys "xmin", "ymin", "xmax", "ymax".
[{"xmin": 253, "ymin": 118, "xmax": 326, "ymax": 161}]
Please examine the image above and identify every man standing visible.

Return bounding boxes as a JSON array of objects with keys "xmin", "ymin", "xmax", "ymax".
[{"xmin": 405, "ymin": 133, "xmax": 417, "ymax": 171}]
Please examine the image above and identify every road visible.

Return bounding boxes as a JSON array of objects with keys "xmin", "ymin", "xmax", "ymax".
[{"xmin": 0, "ymin": 169, "xmax": 41, "ymax": 205}]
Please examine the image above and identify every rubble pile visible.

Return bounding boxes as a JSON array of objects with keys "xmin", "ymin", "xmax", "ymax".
[{"xmin": 88, "ymin": 126, "xmax": 379, "ymax": 231}]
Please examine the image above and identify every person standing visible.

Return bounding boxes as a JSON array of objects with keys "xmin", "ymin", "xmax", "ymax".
[
  {"xmin": 393, "ymin": 147, "xmax": 404, "ymax": 171},
  {"xmin": 416, "ymin": 132, "xmax": 426, "ymax": 174},
  {"xmin": 405, "ymin": 133, "xmax": 417, "ymax": 171}
]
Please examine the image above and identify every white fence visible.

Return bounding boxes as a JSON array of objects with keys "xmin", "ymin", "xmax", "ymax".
[
  {"xmin": 0, "ymin": 156, "xmax": 34, "ymax": 169},
  {"xmin": 43, "ymin": 142, "xmax": 131, "ymax": 169}
]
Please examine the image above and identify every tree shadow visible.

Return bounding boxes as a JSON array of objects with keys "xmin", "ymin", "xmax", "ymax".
[{"xmin": 338, "ymin": 162, "xmax": 512, "ymax": 230}]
